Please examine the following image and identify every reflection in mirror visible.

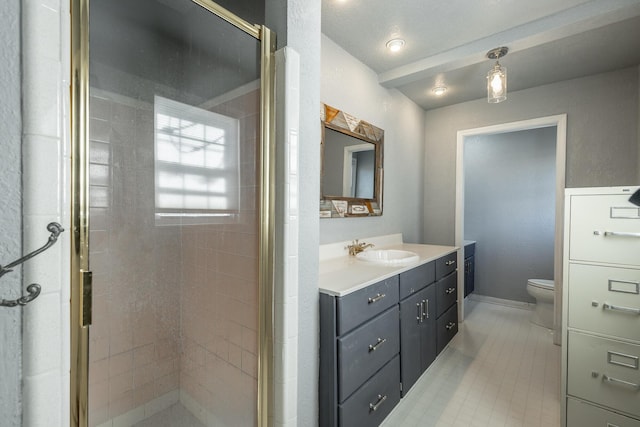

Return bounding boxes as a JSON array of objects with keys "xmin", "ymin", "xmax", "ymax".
[{"xmin": 320, "ymin": 104, "xmax": 383, "ymax": 218}]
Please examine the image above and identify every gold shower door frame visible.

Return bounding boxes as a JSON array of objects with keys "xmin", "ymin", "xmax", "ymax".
[{"xmin": 69, "ymin": 1, "xmax": 276, "ymax": 426}]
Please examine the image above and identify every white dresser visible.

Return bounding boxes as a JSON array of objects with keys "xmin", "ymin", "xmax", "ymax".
[{"xmin": 562, "ymin": 186, "xmax": 640, "ymax": 427}]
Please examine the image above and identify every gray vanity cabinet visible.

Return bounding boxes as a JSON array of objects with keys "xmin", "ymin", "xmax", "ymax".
[
  {"xmin": 319, "ymin": 251, "xmax": 459, "ymax": 426},
  {"xmin": 320, "ymin": 276, "xmax": 400, "ymax": 427},
  {"xmin": 464, "ymin": 242, "xmax": 475, "ymax": 297}
]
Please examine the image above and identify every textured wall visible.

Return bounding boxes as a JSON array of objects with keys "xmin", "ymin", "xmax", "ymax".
[
  {"xmin": 320, "ymin": 35, "xmax": 426, "ymax": 244},
  {"xmin": 0, "ymin": 0, "xmax": 22, "ymax": 425},
  {"xmin": 424, "ymin": 66, "xmax": 640, "ymax": 245},
  {"xmin": 464, "ymin": 128, "xmax": 556, "ymax": 302}
]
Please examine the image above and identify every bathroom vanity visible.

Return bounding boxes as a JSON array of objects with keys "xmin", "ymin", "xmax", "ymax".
[{"xmin": 319, "ymin": 238, "xmax": 458, "ymax": 427}]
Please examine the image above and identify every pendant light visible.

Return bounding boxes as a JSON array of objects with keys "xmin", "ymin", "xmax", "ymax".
[{"xmin": 486, "ymin": 47, "xmax": 508, "ymax": 103}]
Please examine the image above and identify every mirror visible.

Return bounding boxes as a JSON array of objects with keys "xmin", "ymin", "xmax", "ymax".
[{"xmin": 320, "ymin": 104, "xmax": 383, "ymax": 218}]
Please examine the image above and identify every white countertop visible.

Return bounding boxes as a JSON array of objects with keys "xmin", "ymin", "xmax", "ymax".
[{"xmin": 319, "ymin": 243, "xmax": 458, "ymax": 296}]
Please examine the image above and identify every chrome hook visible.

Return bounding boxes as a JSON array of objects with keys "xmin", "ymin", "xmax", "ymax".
[{"xmin": 1, "ymin": 222, "xmax": 64, "ymax": 307}]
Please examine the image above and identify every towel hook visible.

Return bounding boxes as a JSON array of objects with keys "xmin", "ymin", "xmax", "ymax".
[{"xmin": 1, "ymin": 222, "xmax": 64, "ymax": 307}]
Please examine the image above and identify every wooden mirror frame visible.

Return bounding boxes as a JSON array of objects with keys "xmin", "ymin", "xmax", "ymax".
[{"xmin": 320, "ymin": 103, "xmax": 384, "ymax": 218}]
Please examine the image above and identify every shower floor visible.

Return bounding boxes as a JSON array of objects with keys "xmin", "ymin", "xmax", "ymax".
[{"xmin": 133, "ymin": 403, "xmax": 205, "ymax": 427}]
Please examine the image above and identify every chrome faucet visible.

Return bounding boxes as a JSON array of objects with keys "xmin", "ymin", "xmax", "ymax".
[{"xmin": 347, "ymin": 239, "xmax": 374, "ymax": 256}]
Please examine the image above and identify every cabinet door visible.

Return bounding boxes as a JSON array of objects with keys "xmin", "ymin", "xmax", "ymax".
[
  {"xmin": 399, "ymin": 285, "xmax": 435, "ymax": 396},
  {"xmin": 399, "ymin": 291, "xmax": 423, "ymax": 396},
  {"xmin": 419, "ymin": 284, "xmax": 437, "ymax": 373},
  {"xmin": 464, "ymin": 255, "xmax": 475, "ymax": 297}
]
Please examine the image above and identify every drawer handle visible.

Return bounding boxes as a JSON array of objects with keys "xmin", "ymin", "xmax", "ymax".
[
  {"xmin": 594, "ymin": 230, "xmax": 640, "ymax": 238},
  {"xmin": 368, "ymin": 337, "xmax": 387, "ymax": 352},
  {"xmin": 368, "ymin": 293, "xmax": 386, "ymax": 304},
  {"xmin": 369, "ymin": 394, "xmax": 387, "ymax": 412},
  {"xmin": 445, "ymin": 287, "xmax": 456, "ymax": 295},
  {"xmin": 603, "ymin": 302, "xmax": 640, "ymax": 315},
  {"xmin": 416, "ymin": 302, "xmax": 422, "ymax": 323},
  {"xmin": 602, "ymin": 374, "xmax": 640, "ymax": 391},
  {"xmin": 445, "ymin": 321, "xmax": 455, "ymax": 331},
  {"xmin": 445, "ymin": 260, "xmax": 456, "ymax": 266},
  {"xmin": 423, "ymin": 299, "xmax": 429, "ymax": 320}
]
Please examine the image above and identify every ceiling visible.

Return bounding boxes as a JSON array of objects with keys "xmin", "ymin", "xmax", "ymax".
[{"xmin": 322, "ymin": 0, "xmax": 640, "ymax": 110}]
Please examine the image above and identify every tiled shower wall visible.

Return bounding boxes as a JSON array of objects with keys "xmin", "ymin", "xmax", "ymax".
[
  {"xmin": 21, "ymin": 0, "xmax": 71, "ymax": 425},
  {"xmin": 87, "ymin": 88, "xmax": 260, "ymax": 427}
]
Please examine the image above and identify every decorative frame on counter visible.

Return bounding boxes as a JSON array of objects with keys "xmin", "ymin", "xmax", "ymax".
[{"xmin": 320, "ymin": 103, "xmax": 384, "ymax": 218}]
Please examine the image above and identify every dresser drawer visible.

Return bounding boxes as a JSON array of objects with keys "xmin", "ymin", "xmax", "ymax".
[
  {"xmin": 436, "ymin": 252, "xmax": 458, "ymax": 279},
  {"xmin": 436, "ymin": 303, "xmax": 458, "ymax": 354},
  {"xmin": 567, "ymin": 331, "xmax": 640, "ymax": 418},
  {"xmin": 338, "ymin": 306, "xmax": 399, "ymax": 402},
  {"xmin": 339, "ymin": 355, "xmax": 401, "ymax": 427},
  {"xmin": 436, "ymin": 271, "xmax": 457, "ymax": 317},
  {"xmin": 568, "ymin": 263, "xmax": 640, "ymax": 342},
  {"xmin": 567, "ymin": 397, "xmax": 640, "ymax": 427},
  {"xmin": 337, "ymin": 276, "xmax": 399, "ymax": 335},
  {"xmin": 568, "ymin": 193, "xmax": 640, "ymax": 266},
  {"xmin": 399, "ymin": 261, "xmax": 435, "ymax": 300}
]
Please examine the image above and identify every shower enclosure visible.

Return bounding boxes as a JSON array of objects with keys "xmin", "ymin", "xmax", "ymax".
[{"xmin": 70, "ymin": 1, "xmax": 275, "ymax": 426}]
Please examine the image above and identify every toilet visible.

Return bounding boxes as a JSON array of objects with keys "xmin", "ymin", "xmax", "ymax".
[{"xmin": 526, "ymin": 279, "xmax": 554, "ymax": 329}]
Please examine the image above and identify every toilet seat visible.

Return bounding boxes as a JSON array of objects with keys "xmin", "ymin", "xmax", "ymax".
[{"xmin": 528, "ymin": 279, "xmax": 554, "ymax": 290}]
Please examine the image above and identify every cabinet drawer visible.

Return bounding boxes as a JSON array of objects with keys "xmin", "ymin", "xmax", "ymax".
[
  {"xmin": 436, "ymin": 303, "xmax": 458, "ymax": 354},
  {"xmin": 568, "ymin": 263, "xmax": 640, "ymax": 342},
  {"xmin": 338, "ymin": 306, "xmax": 399, "ymax": 402},
  {"xmin": 337, "ymin": 276, "xmax": 399, "ymax": 335},
  {"xmin": 339, "ymin": 355, "xmax": 400, "ymax": 427},
  {"xmin": 569, "ymin": 193, "xmax": 640, "ymax": 266},
  {"xmin": 436, "ymin": 271, "xmax": 457, "ymax": 317},
  {"xmin": 399, "ymin": 261, "xmax": 435, "ymax": 300},
  {"xmin": 567, "ymin": 397, "xmax": 640, "ymax": 427},
  {"xmin": 567, "ymin": 331, "xmax": 640, "ymax": 418},
  {"xmin": 436, "ymin": 252, "xmax": 458, "ymax": 279}
]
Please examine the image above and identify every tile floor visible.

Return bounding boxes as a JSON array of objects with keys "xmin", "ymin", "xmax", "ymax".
[{"xmin": 382, "ymin": 298, "xmax": 561, "ymax": 427}]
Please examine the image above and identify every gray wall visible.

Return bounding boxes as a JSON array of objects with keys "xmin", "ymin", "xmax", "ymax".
[
  {"xmin": 464, "ymin": 128, "xmax": 556, "ymax": 302},
  {"xmin": 321, "ymin": 35, "xmax": 425, "ymax": 244},
  {"xmin": 0, "ymin": 0, "xmax": 22, "ymax": 425},
  {"xmin": 424, "ymin": 66, "xmax": 640, "ymax": 245},
  {"xmin": 266, "ymin": 0, "xmax": 321, "ymax": 425}
]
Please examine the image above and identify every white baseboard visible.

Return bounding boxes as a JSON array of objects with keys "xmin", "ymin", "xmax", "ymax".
[{"xmin": 467, "ymin": 293, "xmax": 534, "ymax": 310}]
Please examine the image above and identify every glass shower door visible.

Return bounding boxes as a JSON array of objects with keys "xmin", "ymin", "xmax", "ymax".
[{"xmin": 75, "ymin": 1, "xmax": 271, "ymax": 425}]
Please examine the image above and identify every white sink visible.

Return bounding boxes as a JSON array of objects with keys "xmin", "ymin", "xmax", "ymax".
[{"xmin": 356, "ymin": 249, "xmax": 420, "ymax": 266}]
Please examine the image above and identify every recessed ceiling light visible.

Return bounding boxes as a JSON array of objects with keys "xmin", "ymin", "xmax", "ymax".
[
  {"xmin": 432, "ymin": 86, "xmax": 447, "ymax": 96},
  {"xmin": 386, "ymin": 38, "xmax": 405, "ymax": 52}
]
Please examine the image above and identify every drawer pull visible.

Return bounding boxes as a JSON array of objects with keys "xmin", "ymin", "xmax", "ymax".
[
  {"xmin": 445, "ymin": 321, "xmax": 455, "ymax": 331},
  {"xmin": 422, "ymin": 299, "xmax": 429, "ymax": 320},
  {"xmin": 416, "ymin": 302, "xmax": 422, "ymax": 322},
  {"xmin": 594, "ymin": 230, "xmax": 640, "ymax": 238},
  {"xmin": 445, "ymin": 260, "xmax": 456, "ymax": 266},
  {"xmin": 368, "ymin": 337, "xmax": 387, "ymax": 352},
  {"xmin": 602, "ymin": 374, "xmax": 640, "ymax": 391},
  {"xmin": 368, "ymin": 293, "xmax": 386, "ymax": 304},
  {"xmin": 369, "ymin": 394, "xmax": 387, "ymax": 412},
  {"xmin": 606, "ymin": 423, "xmax": 621, "ymax": 427},
  {"xmin": 607, "ymin": 350, "xmax": 639, "ymax": 370},
  {"xmin": 603, "ymin": 303, "xmax": 640, "ymax": 315},
  {"xmin": 445, "ymin": 287, "xmax": 456, "ymax": 295}
]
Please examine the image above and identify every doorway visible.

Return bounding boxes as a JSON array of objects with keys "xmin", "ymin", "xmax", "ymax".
[
  {"xmin": 455, "ymin": 115, "xmax": 567, "ymax": 344},
  {"xmin": 70, "ymin": 1, "xmax": 276, "ymax": 426}
]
